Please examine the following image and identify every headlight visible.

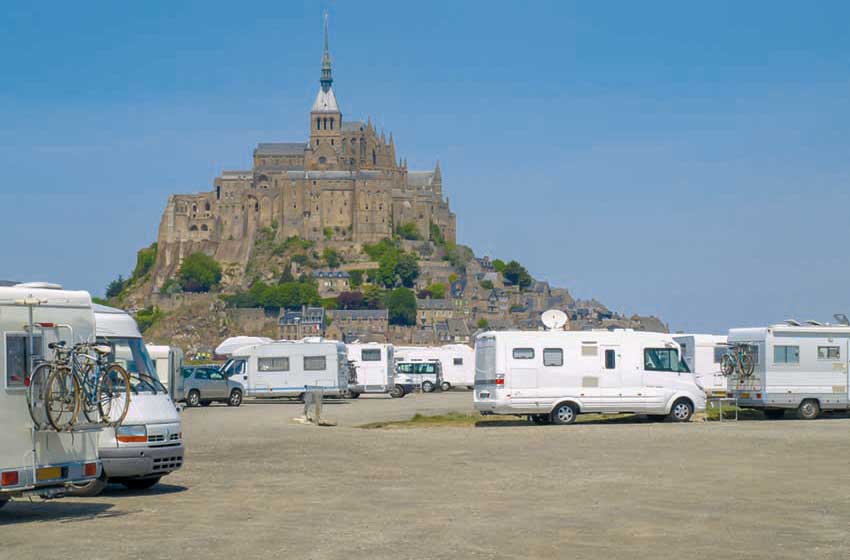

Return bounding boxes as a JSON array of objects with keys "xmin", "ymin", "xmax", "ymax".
[{"xmin": 116, "ymin": 425, "xmax": 147, "ymax": 443}]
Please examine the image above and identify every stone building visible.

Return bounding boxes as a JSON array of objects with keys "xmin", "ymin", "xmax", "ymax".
[
  {"xmin": 325, "ymin": 309, "xmax": 389, "ymax": 343},
  {"xmin": 150, "ymin": 15, "xmax": 456, "ymax": 292}
]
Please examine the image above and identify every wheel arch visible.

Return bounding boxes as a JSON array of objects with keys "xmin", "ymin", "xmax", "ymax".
[
  {"xmin": 548, "ymin": 399, "xmax": 583, "ymax": 414},
  {"xmin": 665, "ymin": 393, "xmax": 696, "ymax": 414}
]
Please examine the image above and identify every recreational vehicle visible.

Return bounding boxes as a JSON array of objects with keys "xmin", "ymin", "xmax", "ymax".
[
  {"xmin": 728, "ymin": 320, "xmax": 850, "ymax": 419},
  {"xmin": 69, "ymin": 305, "xmax": 184, "ymax": 496},
  {"xmin": 0, "ymin": 283, "xmax": 101, "ymax": 508},
  {"xmin": 394, "ymin": 344, "xmax": 475, "ymax": 390},
  {"xmin": 473, "ymin": 329, "xmax": 706, "ymax": 424},
  {"xmin": 674, "ymin": 334, "xmax": 728, "ymax": 395},
  {"xmin": 147, "ymin": 344, "xmax": 185, "ymax": 401},
  {"xmin": 227, "ymin": 339, "xmax": 350, "ymax": 399},
  {"xmin": 346, "ymin": 342, "xmax": 402, "ymax": 397},
  {"xmin": 395, "ymin": 360, "xmax": 442, "ymax": 393}
]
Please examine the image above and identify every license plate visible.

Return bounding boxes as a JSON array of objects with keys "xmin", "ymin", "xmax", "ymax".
[
  {"xmin": 740, "ymin": 392, "xmax": 751, "ymax": 399},
  {"xmin": 36, "ymin": 466, "xmax": 62, "ymax": 482}
]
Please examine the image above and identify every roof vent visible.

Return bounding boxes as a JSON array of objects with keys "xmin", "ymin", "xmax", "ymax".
[
  {"xmin": 15, "ymin": 282, "xmax": 64, "ymax": 290},
  {"xmin": 834, "ymin": 314, "xmax": 850, "ymax": 326},
  {"xmin": 805, "ymin": 320, "xmax": 824, "ymax": 326},
  {"xmin": 784, "ymin": 319, "xmax": 802, "ymax": 326}
]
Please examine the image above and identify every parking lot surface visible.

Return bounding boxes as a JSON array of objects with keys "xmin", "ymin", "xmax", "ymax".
[{"xmin": 2, "ymin": 392, "xmax": 849, "ymax": 559}]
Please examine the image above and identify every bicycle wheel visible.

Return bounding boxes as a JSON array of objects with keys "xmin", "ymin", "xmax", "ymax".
[
  {"xmin": 97, "ymin": 364, "xmax": 131, "ymax": 426},
  {"xmin": 740, "ymin": 353, "xmax": 755, "ymax": 377},
  {"xmin": 45, "ymin": 368, "xmax": 81, "ymax": 431},
  {"xmin": 26, "ymin": 363, "xmax": 53, "ymax": 429},
  {"xmin": 720, "ymin": 354, "xmax": 735, "ymax": 376},
  {"xmin": 77, "ymin": 361, "xmax": 102, "ymax": 424}
]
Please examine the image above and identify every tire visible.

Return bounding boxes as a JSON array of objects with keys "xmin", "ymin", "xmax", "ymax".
[
  {"xmin": 45, "ymin": 368, "xmax": 81, "ymax": 431},
  {"xmin": 66, "ymin": 473, "xmax": 108, "ymax": 497},
  {"xmin": 27, "ymin": 363, "xmax": 53, "ymax": 429},
  {"xmin": 668, "ymin": 398, "xmax": 694, "ymax": 422},
  {"xmin": 186, "ymin": 390, "xmax": 201, "ymax": 408},
  {"xmin": 0, "ymin": 498, "xmax": 8, "ymax": 509},
  {"xmin": 720, "ymin": 354, "xmax": 735, "ymax": 376},
  {"xmin": 529, "ymin": 414, "xmax": 551, "ymax": 425},
  {"xmin": 739, "ymin": 353, "xmax": 755, "ymax": 377},
  {"xmin": 421, "ymin": 381, "xmax": 435, "ymax": 393},
  {"xmin": 796, "ymin": 399, "xmax": 820, "ymax": 420},
  {"xmin": 440, "ymin": 382, "xmax": 452, "ymax": 392},
  {"xmin": 389, "ymin": 385, "xmax": 405, "ymax": 398},
  {"xmin": 98, "ymin": 364, "xmax": 132, "ymax": 426},
  {"xmin": 121, "ymin": 477, "xmax": 161, "ymax": 491},
  {"xmin": 550, "ymin": 402, "xmax": 578, "ymax": 425},
  {"xmin": 764, "ymin": 409, "xmax": 785, "ymax": 420},
  {"xmin": 228, "ymin": 389, "xmax": 243, "ymax": 407},
  {"xmin": 348, "ymin": 391, "xmax": 360, "ymax": 399}
]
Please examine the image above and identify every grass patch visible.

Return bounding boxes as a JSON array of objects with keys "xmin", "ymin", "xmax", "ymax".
[{"xmin": 358, "ymin": 411, "xmax": 640, "ymax": 429}]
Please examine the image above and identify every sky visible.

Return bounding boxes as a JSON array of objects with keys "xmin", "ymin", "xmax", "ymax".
[{"xmin": 1, "ymin": 0, "xmax": 848, "ymax": 334}]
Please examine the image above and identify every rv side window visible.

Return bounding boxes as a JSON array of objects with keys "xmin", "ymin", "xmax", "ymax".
[
  {"xmin": 713, "ymin": 346, "xmax": 726, "ymax": 363},
  {"xmin": 304, "ymin": 356, "xmax": 327, "ymax": 371},
  {"xmin": 543, "ymin": 348, "xmax": 563, "ymax": 367},
  {"xmin": 258, "ymin": 357, "xmax": 290, "ymax": 372},
  {"xmin": 604, "ymin": 349, "xmax": 616, "ymax": 370},
  {"xmin": 414, "ymin": 363, "xmax": 437, "ymax": 374},
  {"xmin": 453, "ymin": 357, "xmax": 463, "ymax": 366},
  {"xmin": 361, "ymin": 349, "xmax": 381, "ymax": 361},
  {"xmin": 773, "ymin": 345, "xmax": 799, "ymax": 364},
  {"xmin": 397, "ymin": 363, "xmax": 413, "ymax": 374},
  {"xmin": 512, "ymin": 348, "xmax": 534, "ymax": 360},
  {"xmin": 5, "ymin": 334, "xmax": 43, "ymax": 388},
  {"xmin": 817, "ymin": 346, "xmax": 840, "ymax": 360},
  {"xmin": 644, "ymin": 348, "xmax": 679, "ymax": 372},
  {"xmin": 581, "ymin": 344, "xmax": 598, "ymax": 357}
]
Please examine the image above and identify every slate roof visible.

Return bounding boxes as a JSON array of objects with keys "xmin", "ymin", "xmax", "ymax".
[
  {"xmin": 342, "ymin": 121, "xmax": 365, "ymax": 132},
  {"xmin": 313, "ymin": 270, "xmax": 350, "ymax": 279},
  {"xmin": 254, "ymin": 143, "xmax": 307, "ymax": 156},
  {"xmin": 279, "ymin": 306, "xmax": 324, "ymax": 326},
  {"xmin": 407, "ymin": 171, "xmax": 435, "ymax": 188},
  {"xmin": 417, "ymin": 298, "xmax": 453, "ymax": 310},
  {"xmin": 329, "ymin": 309, "xmax": 388, "ymax": 321}
]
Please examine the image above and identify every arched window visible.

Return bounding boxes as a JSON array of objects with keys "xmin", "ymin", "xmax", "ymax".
[
  {"xmin": 255, "ymin": 201, "xmax": 259, "ymax": 211},
  {"xmin": 323, "ymin": 118, "xmax": 327, "ymax": 130},
  {"xmin": 359, "ymin": 138, "xmax": 366, "ymax": 160},
  {"xmin": 215, "ymin": 186, "xmax": 221, "ymax": 200},
  {"xmin": 191, "ymin": 204, "xmax": 197, "ymax": 214},
  {"xmin": 330, "ymin": 118, "xmax": 334, "ymax": 130},
  {"xmin": 189, "ymin": 225, "xmax": 198, "ymax": 232},
  {"xmin": 319, "ymin": 156, "xmax": 327, "ymax": 164},
  {"xmin": 201, "ymin": 224, "xmax": 208, "ymax": 231},
  {"xmin": 316, "ymin": 118, "xmax": 321, "ymax": 130},
  {"xmin": 204, "ymin": 201, "xmax": 211, "ymax": 211},
  {"xmin": 372, "ymin": 150, "xmax": 376, "ymax": 165}
]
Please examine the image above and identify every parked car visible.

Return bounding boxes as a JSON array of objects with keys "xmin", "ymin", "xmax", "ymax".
[{"xmin": 181, "ymin": 365, "xmax": 244, "ymax": 407}]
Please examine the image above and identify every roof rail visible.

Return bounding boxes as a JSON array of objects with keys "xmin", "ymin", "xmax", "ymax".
[{"xmin": 15, "ymin": 282, "xmax": 64, "ymax": 290}]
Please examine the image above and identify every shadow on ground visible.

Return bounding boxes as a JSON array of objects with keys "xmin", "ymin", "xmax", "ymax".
[
  {"xmin": 101, "ymin": 483, "xmax": 188, "ymax": 498},
  {"xmin": 0, "ymin": 501, "xmax": 122, "ymax": 525}
]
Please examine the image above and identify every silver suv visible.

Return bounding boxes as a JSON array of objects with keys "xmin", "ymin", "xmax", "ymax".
[{"xmin": 182, "ymin": 365, "xmax": 244, "ymax": 407}]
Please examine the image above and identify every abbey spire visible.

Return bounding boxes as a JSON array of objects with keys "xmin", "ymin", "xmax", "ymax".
[
  {"xmin": 311, "ymin": 10, "xmax": 340, "ymax": 114},
  {"xmin": 320, "ymin": 10, "xmax": 333, "ymax": 92},
  {"xmin": 310, "ymin": 11, "xmax": 341, "ymax": 156}
]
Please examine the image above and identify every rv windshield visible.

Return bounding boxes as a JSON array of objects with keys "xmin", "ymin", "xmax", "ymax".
[{"xmin": 100, "ymin": 336, "xmax": 165, "ymax": 394}]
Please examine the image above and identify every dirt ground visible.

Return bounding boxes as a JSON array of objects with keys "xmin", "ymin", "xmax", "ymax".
[{"xmin": 2, "ymin": 392, "xmax": 849, "ymax": 559}]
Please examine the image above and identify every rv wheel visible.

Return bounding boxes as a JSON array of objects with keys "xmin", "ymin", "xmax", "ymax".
[
  {"xmin": 228, "ymin": 389, "xmax": 243, "ymax": 407},
  {"xmin": 440, "ymin": 382, "xmax": 452, "ymax": 392},
  {"xmin": 422, "ymin": 381, "xmax": 435, "ymax": 393},
  {"xmin": 390, "ymin": 386, "xmax": 405, "ymax": 398},
  {"xmin": 67, "ymin": 473, "xmax": 108, "ymax": 497},
  {"xmin": 796, "ymin": 400, "xmax": 820, "ymax": 420},
  {"xmin": 348, "ymin": 391, "xmax": 360, "ymax": 399},
  {"xmin": 186, "ymin": 390, "xmax": 201, "ymax": 408},
  {"xmin": 551, "ymin": 402, "xmax": 578, "ymax": 425},
  {"xmin": 669, "ymin": 399, "xmax": 694, "ymax": 422}
]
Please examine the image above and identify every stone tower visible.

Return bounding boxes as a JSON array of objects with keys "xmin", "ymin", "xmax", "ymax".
[{"xmin": 308, "ymin": 11, "xmax": 342, "ymax": 169}]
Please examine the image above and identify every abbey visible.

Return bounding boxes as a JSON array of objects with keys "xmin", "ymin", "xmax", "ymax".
[{"xmin": 152, "ymin": 16, "xmax": 456, "ymax": 290}]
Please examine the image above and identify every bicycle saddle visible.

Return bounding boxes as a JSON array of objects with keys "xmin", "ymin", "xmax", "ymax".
[
  {"xmin": 93, "ymin": 345, "xmax": 112, "ymax": 355},
  {"xmin": 48, "ymin": 341, "xmax": 67, "ymax": 349}
]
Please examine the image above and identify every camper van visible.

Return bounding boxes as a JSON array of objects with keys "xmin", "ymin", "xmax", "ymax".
[
  {"xmin": 395, "ymin": 344, "xmax": 475, "ymax": 391},
  {"xmin": 146, "ymin": 344, "xmax": 185, "ymax": 401},
  {"xmin": 347, "ymin": 342, "xmax": 401, "ymax": 397},
  {"xmin": 674, "ymin": 334, "xmax": 728, "ymax": 395},
  {"xmin": 728, "ymin": 321, "xmax": 850, "ymax": 420},
  {"xmin": 69, "ymin": 305, "xmax": 184, "ymax": 496},
  {"xmin": 474, "ymin": 329, "xmax": 706, "ymax": 424},
  {"xmin": 227, "ymin": 339, "xmax": 350, "ymax": 398},
  {"xmin": 0, "ymin": 283, "xmax": 101, "ymax": 508}
]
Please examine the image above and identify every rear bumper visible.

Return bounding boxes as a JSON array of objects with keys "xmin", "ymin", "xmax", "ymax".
[
  {"xmin": 0, "ymin": 460, "xmax": 101, "ymax": 499},
  {"xmin": 351, "ymin": 384, "xmax": 392, "ymax": 394},
  {"xmin": 100, "ymin": 444, "xmax": 184, "ymax": 480}
]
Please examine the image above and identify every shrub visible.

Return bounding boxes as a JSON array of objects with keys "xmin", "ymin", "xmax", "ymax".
[
  {"xmin": 502, "ymin": 260, "xmax": 532, "ymax": 289},
  {"xmin": 396, "ymin": 222, "xmax": 421, "ymax": 240},
  {"xmin": 480, "ymin": 280, "xmax": 494, "ymax": 290},
  {"xmin": 135, "ymin": 307, "xmax": 164, "ymax": 333},
  {"xmin": 322, "ymin": 247, "xmax": 341, "ymax": 269},
  {"xmin": 348, "ymin": 269, "xmax": 364, "ymax": 288},
  {"xmin": 337, "ymin": 291, "xmax": 365, "ymax": 309},
  {"xmin": 178, "ymin": 253, "xmax": 222, "ymax": 293},
  {"xmin": 477, "ymin": 318, "xmax": 489, "ymax": 329},
  {"xmin": 105, "ymin": 275, "xmax": 127, "ymax": 299},
  {"xmin": 132, "ymin": 243, "xmax": 158, "ymax": 282},
  {"xmin": 387, "ymin": 288, "xmax": 416, "ymax": 326}
]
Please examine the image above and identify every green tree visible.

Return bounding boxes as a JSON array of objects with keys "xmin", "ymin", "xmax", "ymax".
[
  {"xmin": 362, "ymin": 285, "xmax": 386, "ymax": 309},
  {"xmin": 502, "ymin": 260, "xmax": 532, "ymax": 289},
  {"xmin": 322, "ymin": 247, "xmax": 341, "ymax": 269},
  {"xmin": 396, "ymin": 222, "xmax": 421, "ymax": 240},
  {"xmin": 348, "ymin": 269, "xmax": 364, "ymax": 287},
  {"xmin": 423, "ymin": 282, "xmax": 446, "ymax": 299},
  {"xmin": 135, "ymin": 307, "xmax": 164, "ymax": 333},
  {"xmin": 429, "ymin": 221, "xmax": 445, "ymax": 246},
  {"xmin": 105, "ymin": 275, "xmax": 127, "ymax": 299},
  {"xmin": 396, "ymin": 253, "xmax": 420, "ymax": 288},
  {"xmin": 477, "ymin": 318, "xmax": 490, "ymax": 330},
  {"xmin": 323, "ymin": 227, "xmax": 334, "ymax": 240},
  {"xmin": 278, "ymin": 262, "xmax": 295, "ymax": 284},
  {"xmin": 387, "ymin": 287, "xmax": 416, "ymax": 326},
  {"xmin": 132, "ymin": 243, "xmax": 158, "ymax": 281},
  {"xmin": 178, "ymin": 252, "xmax": 222, "ymax": 293},
  {"xmin": 375, "ymin": 253, "xmax": 399, "ymax": 288},
  {"xmin": 480, "ymin": 279, "xmax": 494, "ymax": 290}
]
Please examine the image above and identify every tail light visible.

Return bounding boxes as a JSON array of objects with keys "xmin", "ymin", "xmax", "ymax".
[
  {"xmin": 35, "ymin": 322, "xmax": 55, "ymax": 328},
  {"xmin": 84, "ymin": 463, "xmax": 98, "ymax": 477},
  {"xmin": 1, "ymin": 471, "xmax": 19, "ymax": 486},
  {"xmin": 756, "ymin": 393, "xmax": 762, "ymax": 399},
  {"xmin": 495, "ymin": 374, "xmax": 505, "ymax": 387}
]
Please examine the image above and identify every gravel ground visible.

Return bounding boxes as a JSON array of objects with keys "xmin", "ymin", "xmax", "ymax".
[{"xmin": 1, "ymin": 392, "xmax": 849, "ymax": 560}]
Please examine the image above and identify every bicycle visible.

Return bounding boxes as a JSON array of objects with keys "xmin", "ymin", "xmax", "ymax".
[
  {"xmin": 720, "ymin": 344, "xmax": 755, "ymax": 378},
  {"xmin": 42, "ymin": 341, "xmax": 132, "ymax": 431}
]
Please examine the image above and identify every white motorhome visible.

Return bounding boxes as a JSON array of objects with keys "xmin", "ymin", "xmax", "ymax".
[
  {"xmin": 346, "ymin": 342, "xmax": 402, "ymax": 397},
  {"xmin": 69, "ymin": 305, "xmax": 184, "ymax": 496},
  {"xmin": 474, "ymin": 329, "xmax": 706, "ymax": 424},
  {"xmin": 394, "ymin": 344, "xmax": 475, "ymax": 391},
  {"xmin": 146, "ymin": 344, "xmax": 185, "ymax": 401},
  {"xmin": 227, "ymin": 339, "xmax": 349, "ymax": 398},
  {"xmin": 0, "ymin": 283, "xmax": 101, "ymax": 508},
  {"xmin": 674, "ymin": 334, "xmax": 728, "ymax": 395},
  {"xmin": 728, "ymin": 320, "xmax": 850, "ymax": 420}
]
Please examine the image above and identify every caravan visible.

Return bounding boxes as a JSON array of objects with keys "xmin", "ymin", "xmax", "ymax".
[
  {"xmin": 0, "ymin": 283, "xmax": 101, "ymax": 507},
  {"xmin": 474, "ymin": 328, "xmax": 705, "ymax": 424},
  {"xmin": 69, "ymin": 305, "xmax": 184, "ymax": 496},
  {"xmin": 394, "ymin": 344, "xmax": 475, "ymax": 391},
  {"xmin": 146, "ymin": 344, "xmax": 185, "ymax": 401},
  {"xmin": 674, "ymin": 334, "xmax": 728, "ymax": 395},
  {"xmin": 227, "ymin": 339, "xmax": 350, "ymax": 398},
  {"xmin": 728, "ymin": 320, "xmax": 850, "ymax": 419},
  {"xmin": 346, "ymin": 342, "xmax": 401, "ymax": 397}
]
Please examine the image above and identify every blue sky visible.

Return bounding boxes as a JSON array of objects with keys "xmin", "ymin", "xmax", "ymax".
[{"xmin": 1, "ymin": 0, "xmax": 848, "ymax": 333}]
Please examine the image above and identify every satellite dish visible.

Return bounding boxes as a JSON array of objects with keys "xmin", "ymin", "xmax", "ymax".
[{"xmin": 541, "ymin": 309, "xmax": 568, "ymax": 331}]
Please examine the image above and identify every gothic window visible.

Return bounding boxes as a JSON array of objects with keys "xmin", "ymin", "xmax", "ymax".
[
  {"xmin": 360, "ymin": 138, "xmax": 366, "ymax": 160},
  {"xmin": 201, "ymin": 224, "xmax": 208, "ymax": 231},
  {"xmin": 317, "ymin": 118, "xmax": 321, "ymax": 130},
  {"xmin": 192, "ymin": 204, "xmax": 197, "ymax": 214},
  {"xmin": 216, "ymin": 186, "xmax": 221, "ymax": 200},
  {"xmin": 316, "ymin": 139, "xmax": 319, "ymax": 146},
  {"xmin": 323, "ymin": 118, "xmax": 327, "ymax": 130},
  {"xmin": 372, "ymin": 150, "xmax": 376, "ymax": 165},
  {"xmin": 189, "ymin": 225, "xmax": 198, "ymax": 232},
  {"xmin": 319, "ymin": 156, "xmax": 327, "ymax": 164},
  {"xmin": 330, "ymin": 139, "xmax": 334, "ymax": 146},
  {"xmin": 255, "ymin": 201, "xmax": 259, "ymax": 211},
  {"xmin": 330, "ymin": 118, "xmax": 334, "ymax": 130},
  {"xmin": 205, "ymin": 201, "xmax": 211, "ymax": 211}
]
